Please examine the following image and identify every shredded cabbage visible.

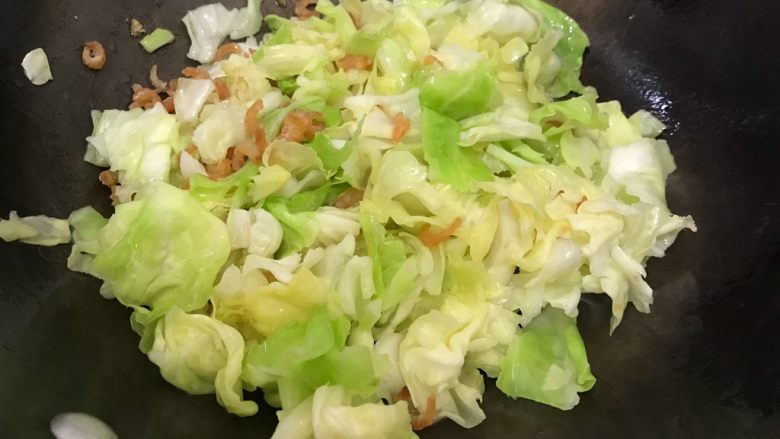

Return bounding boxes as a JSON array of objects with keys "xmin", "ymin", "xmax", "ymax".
[
  {"xmin": 21, "ymin": 48, "xmax": 53, "ymax": 85},
  {"xmin": 183, "ymin": 0, "xmax": 263, "ymax": 63},
  {"xmin": 0, "ymin": 211, "xmax": 69, "ymax": 246},
  {"xmin": 6, "ymin": 0, "xmax": 696, "ymax": 436}
]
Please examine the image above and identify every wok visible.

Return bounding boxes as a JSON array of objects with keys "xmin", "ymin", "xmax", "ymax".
[{"xmin": 0, "ymin": 0, "xmax": 778, "ymax": 437}]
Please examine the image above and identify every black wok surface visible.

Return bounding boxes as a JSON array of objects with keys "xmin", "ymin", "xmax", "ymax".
[{"xmin": 1, "ymin": 0, "xmax": 778, "ymax": 437}]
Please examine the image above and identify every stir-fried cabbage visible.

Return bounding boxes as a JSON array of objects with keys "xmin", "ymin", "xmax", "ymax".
[
  {"xmin": 0, "ymin": 211, "xmax": 69, "ymax": 246},
  {"xmin": 183, "ymin": 0, "xmax": 263, "ymax": 63},
  {"xmin": 6, "ymin": 0, "xmax": 696, "ymax": 436},
  {"xmin": 21, "ymin": 48, "xmax": 53, "ymax": 85}
]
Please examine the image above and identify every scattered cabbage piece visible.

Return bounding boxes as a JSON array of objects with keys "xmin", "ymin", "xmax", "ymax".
[
  {"xmin": 417, "ymin": 62, "xmax": 498, "ymax": 120},
  {"xmin": 629, "ymin": 109, "xmax": 666, "ymax": 138},
  {"xmin": 86, "ymin": 104, "xmax": 182, "ymax": 202},
  {"xmin": 183, "ymin": 0, "xmax": 262, "ymax": 63},
  {"xmin": 221, "ymin": 55, "xmax": 273, "ymax": 102},
  {"xmin": 363, "ymin": 149, "xmax": 460, "ymax": 228},
  {"xmin": 193, "ymin": 101, "xmax": 246, "ymax": 164},
  {"xmin": 179, "ymin": 150, "xmax": 208, "ymax": 180},
  {"xmin": 0, "ymin": 211, "xmax": 69, "ymax": 246},
  {"xmin": 213, "ymin": 268, "xmax": 328, "ymax": 340},
  {"xmin": 89, "ymin": 183, "xmax": 230, "ymax": 325},
  {"xmin": 250, "ymin": 165, "xmax": 292, "ymax": 203},
  {"xmin": 50, "ymin": 412, "xmax": 117, "ymax": 439},
  {"xmin": 607, "ymin": 138, "xmax": 672, "ymax": 206},
  {"xmin": 468, "ymin": 0, "xmax": 540, "ymax": 42},
  {"xmin": 21, "ymin": 48, "xmax": 53, "ymax": 85},
  {"xmin": 421, "ymin": 107, "xmax": 493, "ymax": 192},
  {"xmin": 67, "ymin": 207, "xmax": 107, "ymax": 274},
  {"xmin": 514, "ymin": 0, "xmax": 589, "ymax": 97},
  {"xmin": 497, "ymin": 307, "xmax": 595, "ymax": 410},
  {"xmin": 263, "ymin": 184, "xmax": 347, "ymax": 256},
  {"xmin": 231, "ymin": 0, "xmax": 263, "ymax": 40},
  {"xmin": 149, "ymin": 307, "xmax": 258, "ymax": 416},
  {"xmin": 459, "ymin": 104, "xmax": 545, "ymax": 146},
  {"xmin": 188, "ymin": 162, "xmax": 259, "ymax": 209},
  {"xmin": 257, "ymin": 43, "xmax": 330, "ymax": 79},
  {"xmin": 174, "ymin": 79, "xmax": 216, "ymax": 124},
  {"xmin": 529, "ymin": 91, "xmax": 606, "ymax": 138},
  {"xmin": 228, "ymin": 207, "xmax": 285, "ymax": 256},
  {"xmin": 311, "ymin": 385, "xmax": 417, "ymax": 439},
  {"xmin": 308, "ymin": 133, "xmax": 352, "ymax": 171},
  {"xmin": 273, "ymin": 385, "xmax": 417, "ymax": 439},
  {"xmin": 243, "ymin": 306, "xmax": 377, "ymax": 409}
]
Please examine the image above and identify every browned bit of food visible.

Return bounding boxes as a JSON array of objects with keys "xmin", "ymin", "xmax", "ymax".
[
  {"xmin": 161, "ymin": 96, "xmax": 175, "ymax": 114},
  {"xmin": 166, "ymin": 78, "xmax": 179, "ymax": 95},
  {"xmin": 109, "ymin": 185, "xmax": 120, "ymax": 205},
  {"xmin": 419, "ymin": 217, "xmax": 463, "ymax": 247},
  {"xmin": 214, "ymin": 43, "xmax": 243, "ymax": 61},
  {"xmin": 213, "ymin": 78, "xmax": 230, "ymax": 101},
  {"xmin": 181, "ymin": 67, "xmax": 210, "ymax": 79},
  {"xmin": 236, "ymin": 139, "xmax": 263, "ymax": 165},
  {"xmin": 254, "ymin": 127, "xmax": 268, "ymax": 158},
  {"xmin": 229, "ymin": 147, "xmax": 248, "ymax": 171},
  {"xmin": 337, "ymin": 54, "xmax": 373, "ymax": 71},
  {"xmin": 347, "ymin": 11, "xmax": 362, "ymax": 29},
  {"xmin": 244, "ymin": 100, "xmax": 264, "ymax": 137},
  {"xmin": 295, "ymin": 0, "xmax": 319, "ymax": 20},
  {"xmin": 98, "ymin": 170, "xmax": 118, "ymax": 187},
  {"xmin": 278, "ymin": 110, "xmax": 325, "ymax": 143},
  {"xmin": 206, "ymin": 158, "xmax": 233, "ymax": 180},
  {"xmin": 410, "ymin": 394, "xmax": 437, "ymax": 431},
  {"xmin": 129, "ymin": 87, "xmax": 162, "ymax": 110},
  {"xmin": 391, "ymin": 112, "xmax": 411, "ymax": 144},
  {"xmin": 333, "ymin": 188, "xmax": 364, "ymax": 209},
  {"xmin": 129, "ymin": 18, "xmax": 146, "ymax": 37},
  {"xmin": 423, "ymin": 54, "xmax": 443, "ymax": 66},
  {"xmin": 149, "ymin": 64, "xmax": 167, "ymax": 91},
  {"xmin": 575, "ymin": 195, "xmax": 588, "ymax": 212},
  {"xmin": 82, "ymin": 41, "xmax": 107, "ymax": 70},
  {"xmin": 395, "ymin": 387, "xmax": 411, "ymax": 403}
]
